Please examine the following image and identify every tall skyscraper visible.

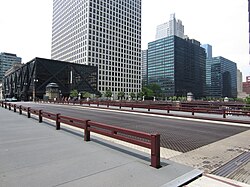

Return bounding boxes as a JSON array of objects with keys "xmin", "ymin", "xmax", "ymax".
[
  {"xmin": 0, "ymin": 52, "xmax": 21, "ymax": 82},
  {"xmin": 201, "ymin": 44, "xmax": 213, "ymax": 96},
  {"xmin": 51, "ymin": 0, "xmax": 142, "ymax": 98},
  {"xmin": 206, "ymin": 57, "xmax": 237, "ymax": 98},
  {"xmin": 237, "ymin": 69, "xmax": 243, "ymax": 94},
  {"xmin": 147, "ymin": 36, "xmax": 206, "ymax": 98},
  {"xmin": 201, "ymin": 44, "xmax": 212, "ymax": 59},
  {"xmin": 155, "ymin": 13, "xmax": 184, "ymax": 40},
  {"xmin": 141, "ymin": 49, "xmax": 148, "ymax": 86}
]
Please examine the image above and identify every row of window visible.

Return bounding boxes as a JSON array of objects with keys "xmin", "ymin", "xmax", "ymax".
[{"xmin": 99, "ymin": 86, "xmax": 140, "ymax": 93}]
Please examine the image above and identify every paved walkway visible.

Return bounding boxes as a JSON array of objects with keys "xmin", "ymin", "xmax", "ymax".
[{"xmin": 0, "ymin": 107, "xmax": 202, "ymax": 187}]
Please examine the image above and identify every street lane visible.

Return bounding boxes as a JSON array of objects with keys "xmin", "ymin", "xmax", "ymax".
[{"xmin": 18, "ymin": 102, "xmax": 249, "ymax": 153}]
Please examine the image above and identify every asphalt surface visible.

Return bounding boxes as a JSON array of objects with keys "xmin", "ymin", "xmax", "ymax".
[{"xmin": 17, "ymin": 102, "xmax": 249, "ymax": 153}]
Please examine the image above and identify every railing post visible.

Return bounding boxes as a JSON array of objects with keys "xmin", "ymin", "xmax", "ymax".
[
  {"xmin": 14, "ymin": 104, "xmax": 16, "ymax": 112},
  {"xmin": 84, "ymin": 120, "xmax": 91, "ymax": 141},
  {"xmin": 19, "ymin": 105, "xmax": 22, "ymax": 115},
  {"xmin": 56, "ymin": 113, "xmax": 61, "ymax": 130},
  {"xmin": 38, "ymin": 110, "xmax": 43, "ymax": 123},
  {"xmin": 151, "ymin": 133, "xmax": 161, "ymax": 168},
  {"xmin": 192, "ymin": 108, "xmax": 194, "ymax": 115},
  {"xmin": 8, "ymin": 103, "xmax": 11, "ymax": 110},
  {"xmin": 27, "ymin": 107, "xmax": 31, "ymax": 118}
]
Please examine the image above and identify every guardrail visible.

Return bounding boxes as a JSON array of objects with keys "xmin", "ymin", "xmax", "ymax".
[
  {"xmin": 39, "ymin": 100, "xmax": 250, "ymax": 119},
  {"xmin": 0, "ymin": 101, "xmax": 161, "ymax": 168}
]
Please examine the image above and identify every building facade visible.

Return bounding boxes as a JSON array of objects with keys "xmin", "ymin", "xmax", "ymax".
[
  {"xmin": 3, "ymin": 57, "xmax": 99, "ymax": 101},
  {"xmin": 155, "ymin": 13, "xmax": 184, "ymax": 40},
  {"xmin": 206, "ymin": 57, "xmax": 237, "ymax": 98},
  {"xmin": 0, "ymin": 52, "xmax": 21, "ymax": 82},
  {"xmin": 141, "ymin": 49, "xmax": 148, "ymax": 86},
  {"xmin": 147, "ymin": 35, "xmax": 206, "ymax": 98},
  {"xmin": 243, "ymin": 76, "xmax": 250, "ymax": 94},
  {"xmin": 202, "ymin": 44, "xmax": 213, "ymax": 96},
  {"xmin": 201, "ymin": 44, "xmax": 212, "ymax": 59},
  {"xmin": 51, "ymin": 0, "xmax": 142, "ymax": 99},
  {"xmin": 237, "ymin": 69, "xmax": 243, "ymax": 93}
]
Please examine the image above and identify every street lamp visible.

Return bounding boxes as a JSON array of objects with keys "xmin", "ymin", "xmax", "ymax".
[
  {"xmin": 33, "ymin": 79, "xmax": 38, "ymax": 102},
  {"xmin": 78, "ymin": 92, "xmax": 81, "ymax": 100},
  {"xmin": 59, "ymin": 90, "xmax": 62, "ymax": 100}
]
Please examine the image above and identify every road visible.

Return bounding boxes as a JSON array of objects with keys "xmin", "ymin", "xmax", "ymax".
[{"xmin": 18, "ymin": 102, "xmax": 249, "ymax": 153}]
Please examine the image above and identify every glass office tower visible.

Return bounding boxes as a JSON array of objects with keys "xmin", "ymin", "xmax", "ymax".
[
  {"xmin": 207, "ymin": 57, "xmax": 237, "ymax": 98},
  {"xmin": 51, "ymin": 0, "xmax": 142, "ymax": 98},
  {"xmin": 0, "ymin": 52, "xmax": 21, "ymax": 81},
  {"xmin": 147, "ymin": 35, "xmax": 206, "ymax": 98}
]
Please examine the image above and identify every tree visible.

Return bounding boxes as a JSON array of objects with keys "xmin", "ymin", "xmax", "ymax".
[
  {"xmin": 172, "ymin": 96, "xmax": 177, "ymax": 101},
  {"xmin": 118, "ymin": 91, "xmax": 125, "ymax": 100},
  {"xmin": 82, "ymin": 91, "xmax": 91, "ymax": 99},
  {"xmin": 129, "ymin": 92, "xmax": 136, "ymax": 100},
  {"xmin": 147, "ymin": 83, "xmax": 162, "ymax": 97},
  {"xmin": 142, "ymin": 87, "xmax": 153, "ymax": 98},
  {"xmin": 138, "ymin": 91, "xmax": 144, "ymax": 100},
  {"xmin": 70, "ymin": 89, "xmax": 78, "ymax": 98},
  {"xmin": 245, "ymin": 96, "xmax": 250, "ymax": 104},
  {"xmin": 105, "ymin": 89, "xmax": 112, "ymax": 99}
]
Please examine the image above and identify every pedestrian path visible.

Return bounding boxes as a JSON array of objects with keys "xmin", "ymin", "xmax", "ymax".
[{"xmin": 0, "ymin": 107, "xmax": 201, "ymax": 187}]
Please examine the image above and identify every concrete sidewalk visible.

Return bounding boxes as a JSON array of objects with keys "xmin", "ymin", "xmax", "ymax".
[{"xmin": 0, "ymin": 107, "xmax": 202, "ymax": 187}]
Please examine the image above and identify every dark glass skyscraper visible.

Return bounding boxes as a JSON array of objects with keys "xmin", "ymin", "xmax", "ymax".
[
  {"xmin": 206, "ymin": 57, "xmax": 237, "ymax": 98},
  {"xmin": 147, "ymin": 35, "xmax": 206, "ymax": 98}
]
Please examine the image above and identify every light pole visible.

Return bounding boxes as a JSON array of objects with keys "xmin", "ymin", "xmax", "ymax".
[
  {"xmin": 17, "ymin": 85, "xmax": 20, "ymax": 100},
  {"xmin": 59, "ymin": 90, "xmax": 62, "ymax": 100},
  {"xmin": 33, "ymin": 79, "xmax": 38, "ymax": 102},
  {"xmin": 78, "ymin": 92, "xmax": 81, "ymax": 100}
]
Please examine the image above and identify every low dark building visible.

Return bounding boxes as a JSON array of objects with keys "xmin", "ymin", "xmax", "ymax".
[{"xmin": 3, "ymin": 57, "xmax": 99, "ymax": 101}]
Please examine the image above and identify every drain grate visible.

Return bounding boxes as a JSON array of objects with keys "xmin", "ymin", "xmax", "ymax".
[{"xmin": 212, "ymin": 151, "xmax": 250, "ymax": 177}]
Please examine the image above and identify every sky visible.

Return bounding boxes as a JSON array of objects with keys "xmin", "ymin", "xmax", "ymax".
[{"xmin": 0, "ymin": 0, "xmax": 249, "ymax": 78}]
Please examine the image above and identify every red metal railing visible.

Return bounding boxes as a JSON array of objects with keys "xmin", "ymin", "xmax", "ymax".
[
  {"xmin": 1, "ymin": 101, "xmax": 161, "ymax": 168},
  {"xmin": 40, "ymin": 100, "xmax": 250, "ymax": 119}
]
